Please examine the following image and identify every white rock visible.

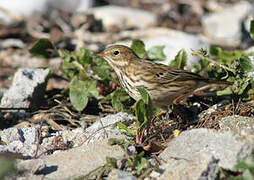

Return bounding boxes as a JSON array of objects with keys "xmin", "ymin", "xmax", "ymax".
[
  {"xmin": 40, "ymin": 139, "xmax": 125, "ymax": 180},
  {"xmin": 0, "ymin": 127, "xmax": 43, "ymax": 157},
  {"xmin": 159, "ymin": 128, "xmax": 254, "ymax": 170},
  {"xmin": 0, "ymin": 68, "xmax": 50, "ymax": 109},
  {"xmin": 90, "ymin": 5, "xmax": 156, "ymax": 30},
  {"xmin": 202, "ymin": 1, "xmax": 253, "ymax": 46},
  {"xmin": 0, "ymin": 0, "xmax": 93, "ymax": 24},
  {"xmin": 85, "ymin": 112, "xmax": 136, "ymax": 143},
  {"xmin": 117, "ymin": 28, "xmax": 209, "ymax": 66}
]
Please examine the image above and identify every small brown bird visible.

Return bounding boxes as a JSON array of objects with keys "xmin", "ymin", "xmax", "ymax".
[{"xmin": 97, "ymin": 45, "xmax": 229, "ymax": 110}]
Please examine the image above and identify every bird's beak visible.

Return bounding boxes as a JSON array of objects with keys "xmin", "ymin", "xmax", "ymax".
[{"xmin": 96, "ymin": 53, "xmax": 106, "ymax": 57}]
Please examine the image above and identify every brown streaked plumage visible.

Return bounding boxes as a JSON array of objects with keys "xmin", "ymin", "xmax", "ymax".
[{"xmin": 97, "ymin": 45, "xmax": 228, "ymax": 110}]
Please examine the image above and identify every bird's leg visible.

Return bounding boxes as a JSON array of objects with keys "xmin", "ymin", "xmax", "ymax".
[
  {"xmin": 173, "ymin": 93, "xmax": 186, "ymax": 105},
  {"xmin": 137, "ymin": 111, "xmax": 166, "ymax": 144},
  {"xmin": 193, "ymin": 84, "xmax": 225, "ymax": 96},
  {"xmin": 136, "ymin": 128, "xmax": 145, "ymax": 144}
]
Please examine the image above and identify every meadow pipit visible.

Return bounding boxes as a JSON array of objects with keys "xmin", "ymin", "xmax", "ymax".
[{"xmin": 97, "ymin": 45, "xmax": 229, "ymax": 110}]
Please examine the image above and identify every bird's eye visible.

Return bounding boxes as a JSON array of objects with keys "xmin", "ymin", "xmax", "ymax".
[{"xmin": 113, "ymin": 50, "xmax": 119, "ymax": 55}]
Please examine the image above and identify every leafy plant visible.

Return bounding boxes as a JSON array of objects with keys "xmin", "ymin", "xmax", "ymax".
[
  {"xmin": 169, "ymin": 49, "xmax": 187, "ymax": 69},
  {"xmin": 221, "ymin": 157, "xmax": 254, "ymax": 180},
  {"xmin": 231, "ymin": 157, "xmax": 254, "ymax": 180},
  {"xmin": 135, "ymin": 88, "xmax": 156, "ymax": 143},
  {"xmin": 191, "ymin": 46, "xmax": 254, "ymax": 100},
  {"xmin": 100, "ymin": 89, "xmax": 133, "ymax": 112},
  {"xmin": 108, "ymin": 138, "xmax": 154, "ymax": 178},
  {"xmin": 130, "ymin": 39, "xmax": 166, "ymax": 61},
  {"xmin": 30, "ymin": 40, "xmax": 114, "ymax": 112},
  {"xmin": 250, "ymin": 19, "xmax": 254, "ymax": 40},
  {"xmin": 29, "ymin": 38, "xmax": 56, "ymax": 58}
]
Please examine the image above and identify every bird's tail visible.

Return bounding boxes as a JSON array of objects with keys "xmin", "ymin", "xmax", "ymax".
[{"xmin": 206, "ymin": 79, "xmax": 232, "ymax": 85}]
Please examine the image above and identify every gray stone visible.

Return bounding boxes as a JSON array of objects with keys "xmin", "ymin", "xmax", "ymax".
[
  {"xmin": 158, "ymin": 155, "xmax": 219, "ymax": 180},
  {"xmin": 0, "ymin": 0, "xmax": 93, "ymax": 24},
  {"xmin": 0, "ymin": 88, "xmax": 7, "ymax": 99},
  {"xmin": 90, "ymin": 5, "xmax": 156, "ymax": 30},
  {"xmin": 16, "ymin": 159, "xmax": 46, "ymax": 174},
  {"xmin": 202, "ymin": 1, "xmax": 253, "ymax": 46},
  {"xmin": 107, "ymin": 169, "xmax": 138, "ymax": 180},
  {"xmin": 0, "ymin": 68, "xmax": 50, "ymax": 109},
  {"xmin": 159, "ymin": 128, "xmax": 254, "ymax": 170},
  {"xmin": 219, "ymin": 115, "xmax": 254, "ymax": 133},
  {"xmin": 197, "ymin": 100, "xmax": 230, "ymax": 122},
  {"xmin": 0, "ymin": 127, "xmax": 43, "ymax": 157},
  {"xmin": 0, "ymin": 128, "xmax": 21, "ymax": 144},
  {"xmin": 41, "ymin": 128, "xmax": 87, "ymax": 149},
  {"xmin": 219, "ymin": 115, "xmax": 254, "ymax": 143},
  {"xmin": 85, "ymin": 112, "xmax": 136, "ymax": 143},
  {"xmin": 38, "ymin": 139, "xmax": 124, "ymax": 180},
  {"xmin": 117, "ymin": 28, "xmax": 209, "ymax": 66},
  {"xmin": 0, "ymin": 38, "xmax": 25, "ymax": 49}
]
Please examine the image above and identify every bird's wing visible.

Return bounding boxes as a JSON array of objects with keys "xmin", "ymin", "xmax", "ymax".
[{"xmin": 144, "ymin": 62, "xmax": 206, "ymax": 83}]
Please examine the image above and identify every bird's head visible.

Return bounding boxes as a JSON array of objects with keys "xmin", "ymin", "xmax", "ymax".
[{"xmin": 97, "ymin": 45, "xmax": 138, "ymax": 67}]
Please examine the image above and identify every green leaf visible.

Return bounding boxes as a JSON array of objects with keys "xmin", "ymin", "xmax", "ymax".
[
  {"xmin": 111, "ymin": 89, "xmax": 132, "ymax": 111},
  {"xmin": 169, "ymin": 49, "xmax": 187, "ymax": 69},
  {"xmin": 233, "ymin": 157, "xmax": 254, "ymax": 180},
  {"xmin": 250, "ymin": 19, "xmax": 254, "ymax": 40},
  {"xmin": 147, "ymin": 45, "xmax": 166, "ymax": 61},
  {"xmin": 209, "ymin": 46, "xmax": 222, "ymax": 57},
  {"xmin": 116, "ymin": 122, "xmax": 136, "ymax": 137},
  {"xmin": 69, "ymin": 77, "xmax": 89, "ymax": 111},
  {"xmin": 86, "ymin": 80, "xmax": 99, "ymax": 98},
  {"xmin": 136, "ymin": 87, "xmax": 153, "ymax": 115},
  {"xmin": 216, "ymin": 86, "xmax": 233, "ymax": 96},
  {"xmin": 92, "ymin": 56, "xmax": 114, "ymax": 80},
  {"xmin": 238, "ymin": 56, "xmax": 253, "ymax": 72},
  {"xmin": 77, "ymin": 48, "xmax": 93, "ymax": 68},
  {"xmin": 136, "ymin": 157, "xmax": 148, "ymax": 174},
  {"xmin": 235, "ymin": 157, "xmax": 254, "ymax": 170},
  {"xmin": 108, "ymin": 138, "xmax": 125, "ymax": 145},
  {"xmin": 137, "ymin": 87, "xmax": 150, "ymax": 104},
  {"xmin": 135, "ymin": 88, "xmax": 155, "ymax": 140},
  {"xmin": 135, "ymin": 99, "xmax": 148, "ymax": 131},
  {"xmin": 29, "ymin": 38, "xmax": 56, "ymax": 58},
  {"xmin": 106, "ymin": 157, "xmax": 117, "ymax": 168},
  {"xmin": 131, "ymin": 39, "xmax": 146, "ymax": 58}
]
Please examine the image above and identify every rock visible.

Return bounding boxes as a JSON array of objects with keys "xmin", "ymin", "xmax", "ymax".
[
  {"xmin": 0, "ymin": 68, "xmax": 50, "ymax": 110},
  {"xmin": 158, "ymin": 154, "xmax": 219, "ymax": 180},
  {"xmin": 0, "ymin": 51, "xmax": 48, "ymax": 68},
  {"xmin": 0, "ymin": 128, "xmax": 21, "ymax": 144},
  {"xmin": 117, "ymin": 28, "xmax": 209, "ymax": 66},
  {"xmin": 0, "ymin": 0, "xmax": 94, "ymax": 24},
  {"xmin": 107, "ymin": 169, "xmax": 138, "ymax": 180},
  {"xmin": 0, "ymin": 39, "xmax": 24, "ymax": 49},
  {"xmin": 85, "ymin": 112, "xmax": 136, "ymax": 143},
  {"xmin": 90, "ymin": 5, "xmax": 156, "ymax": 30},
  {"xmin": 41, "ymin": 128, "xmax": 87, "ymax": 149},
  {"xmin": 0, "ymin": 127, "xmax": 44, "ymax": 157},
  {"xmin": 219, "ymin": 115, "xmax": 254, "ymax": 133},
  {"xmin": 37, "ymin": 139, "xmax": 124, "ymax": 180},
  {"xmin": 16, "ymin": 159, "xmax": 46, "ymax": 174},
  {"xmin": 197, "ymin": 100, "xmax": 230, "ymax": 122},
  {"xmin": 219, "ymin": 115, "xmax": 254, "ymax": 143},
  {"xmin": 0, "ymin": 88, "xmax": 6, "ymax": 99},
  {"xmin": 159, "ymin": 128, "xmax": 254, "ymax": 171},
  {"xmin": 202, "ymin": 1, "xmax": 253, "ymax": 46}
]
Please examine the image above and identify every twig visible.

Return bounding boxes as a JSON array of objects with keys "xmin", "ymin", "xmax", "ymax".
[
  {"xmin": 33, "ymin": 121, "xmax": 43, "ymax": 159},
  {"xmin": 191, "ymin": 50, "xmax": 235, "ymax": 73}
]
